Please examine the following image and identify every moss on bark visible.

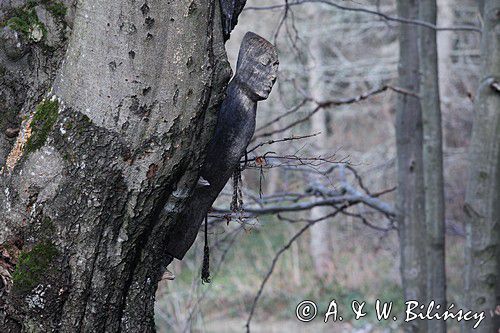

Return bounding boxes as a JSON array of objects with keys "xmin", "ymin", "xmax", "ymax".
[
  {"xmin": 12, "ymin": 241, "xmax": 58, "ymax": 293},
  {"xmin": 44, "ymin": 2, "xmax": 67, "ymax": 20},
  {"xmin": 5, "ymin": 7, "xmax": 46, "ymax": 42},
  {"xmin": 25, "ymin": 99, "xmax": 59, "ymax": 153},
  {"xmin": 0, "ymin": 1, "xmax": 67, "ymax": 41}
]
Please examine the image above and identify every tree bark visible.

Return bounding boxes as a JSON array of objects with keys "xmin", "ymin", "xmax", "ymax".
[
  {"xmin": 464, "ymin": 0, "xmax": 500, "ymax": 331},
  {"xmin": 0, "ymin": 0, "xmax": 235, "ymax": 331},
  {"xmin": 418, "ymin": 0, "xmax": 446, "ymax": 332},
  {"xmin": 395, "ymin": 0, "xmax": 426, "ymax": 332}
]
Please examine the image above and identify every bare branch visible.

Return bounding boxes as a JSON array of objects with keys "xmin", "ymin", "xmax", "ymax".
[
  {"xmin": 247, "ymin": 133, "xmax": 320, "ymax": 154},
  {"xmin": 254, "ymin": 85, "xmax": 417, "ymax": 139},
  {"xmin": 212, "ymin": 189, "xmax": 395, "ymax": 217},
  {"xmin": 244, "ymin": 0, "xmax": 481, "ymax": 33},
  {"xmin": 243, "ymin": 152, "xmax": 348, "ymax": 168}
]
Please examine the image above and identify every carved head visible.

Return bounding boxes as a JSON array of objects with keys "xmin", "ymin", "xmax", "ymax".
[{"xmin": 235, "ymin": 32, "xmax": 279, "ymax": 101}]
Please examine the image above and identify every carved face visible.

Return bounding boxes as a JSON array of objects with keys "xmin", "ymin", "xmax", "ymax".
[{"xmin": 235, "ymin": 32, "xmax": 279, "ymax": 101}]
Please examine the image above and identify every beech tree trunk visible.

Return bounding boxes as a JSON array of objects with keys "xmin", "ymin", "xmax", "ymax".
[
  {"xmin": 395, "ymin": 0, "xmax": 426, "ymax": 332},
  {"xmin": 464, "ymin": 0, "xmax": 500, "ymax": 331},
  {"xmin": 0, "ymin": 0, "xmax": 235, "ymax": 331},
  {"xmin": 418, "ymin": 0, "xmax": 446, "ymax": 332}
]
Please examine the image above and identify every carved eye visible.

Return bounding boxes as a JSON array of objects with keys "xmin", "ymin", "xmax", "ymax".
[{"xmin": 259, "ymin": 56, "xmax": 271, "ymax": 66}]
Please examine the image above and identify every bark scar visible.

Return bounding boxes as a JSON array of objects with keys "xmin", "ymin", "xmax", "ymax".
[{"xmin": 2, "ymin": 114, "xmax": 34, "ymax": 174}]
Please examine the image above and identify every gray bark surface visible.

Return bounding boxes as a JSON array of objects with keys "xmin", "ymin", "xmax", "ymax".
[
  {"xmin": 395, "ymin": 0, "xmax": 426, "ymax": 332},
  {"xmin": 0, "ymin": 0, "xmax": 241, "ymax": 331},
  {"xmin": 464, "ymin": 0, "xmax": 500, "ymax": 331},
  {"xmin": 418, "ymin": 0, "xmax": 446, "ymax": 332}
]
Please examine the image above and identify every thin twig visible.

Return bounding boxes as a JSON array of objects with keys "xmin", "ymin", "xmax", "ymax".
[
  {"xmin": 245, "ymin": 206, "xmax": 348, "ymax": 332},
  {"xmin": 183, "ymin": 226, "xmax": 244, "ymax": 332},
  {"xmin": 255, "ymin": 99, "xmax": 308, "ymax": 133},
  {"xmin": 247, "ymin": 133, "xmax": 320, "ymax": 154},
  {"xmin": 244, "ymin": 0, "xmax": 481, "ymax": 33},
  {"xmin": 342, "ymin": 211, "xmax": 395, "ymax": 232},
  {"xmin": 254, "ymin": 85, "xmax": 416, "ymax": 139}
]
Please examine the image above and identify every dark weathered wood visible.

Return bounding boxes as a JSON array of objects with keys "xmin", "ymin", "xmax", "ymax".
[
  {"xmin": 163, "ymin": 32, "xmax": 279, "ymax": 259},
  {"xmin": 220, "ymin": 0, "xmax": 247, "ymax": 41}
]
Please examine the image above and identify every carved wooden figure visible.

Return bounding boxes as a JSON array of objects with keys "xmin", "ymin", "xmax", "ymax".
[{"xmin": 164, "ymin": 32, "xmax": 279, "ymax": 259}]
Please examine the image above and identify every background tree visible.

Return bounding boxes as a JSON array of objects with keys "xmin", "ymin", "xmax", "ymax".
[
  {"xmin": 306, "ymin": 5, "xmax": 335, "ymax": 282},
  {"xmin": 395, "ymin": 0, "xmax": 427, "ymax": 331},
  {"xmin": 464, "ymin": 0, "xmax": 499, "ymax": 331},
  {"xmin": 418, "ymin": 0, "xmax": 446, "ymax": 331}
]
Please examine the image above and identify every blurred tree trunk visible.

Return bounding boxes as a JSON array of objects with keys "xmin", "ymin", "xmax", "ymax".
[
  {"xmin": 395, "ymin": 0, "xmax": 426, "ymax": 332},
  {"xmin": 306, "ymin": 7, "xmax": 334, "ymax": 282},
  {"xmin": 418, "ymin": 0, "xmax": 446, "ymax": 332},
  {"xmin": 436, "ymin": 0, "xmax": 452, "ymax": 121},
  {"xmin": 0, "ymin": 0, "xmax": 232, "ymax": 332},
  {"xmin": 464, "ymin": 0, "xmax": 500, "ymax": 331}
]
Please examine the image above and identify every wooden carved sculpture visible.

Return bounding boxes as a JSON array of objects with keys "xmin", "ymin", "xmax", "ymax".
[{"xmin": 164, "ymin": 32, "xmax": 279, "ymax": 260}]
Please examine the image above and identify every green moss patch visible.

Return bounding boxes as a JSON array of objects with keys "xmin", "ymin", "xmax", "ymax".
[
  {"xmin": 45, "ymin": 2, "xmax": 67, "ymax": 19},
  {"xmin": 5, "ymin": 7, "xmax": 46, "ymax": 41},
  {"xmin": 12, "ymin": 242, "xmax": 58, "ymax": 293},
  {"xmin": 25, "ymin": 99, "xmax": 59, "ymax": 153},
  {"xmin": 0, "ymin": 1, "xmax": 66, "ymax": 40}
]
